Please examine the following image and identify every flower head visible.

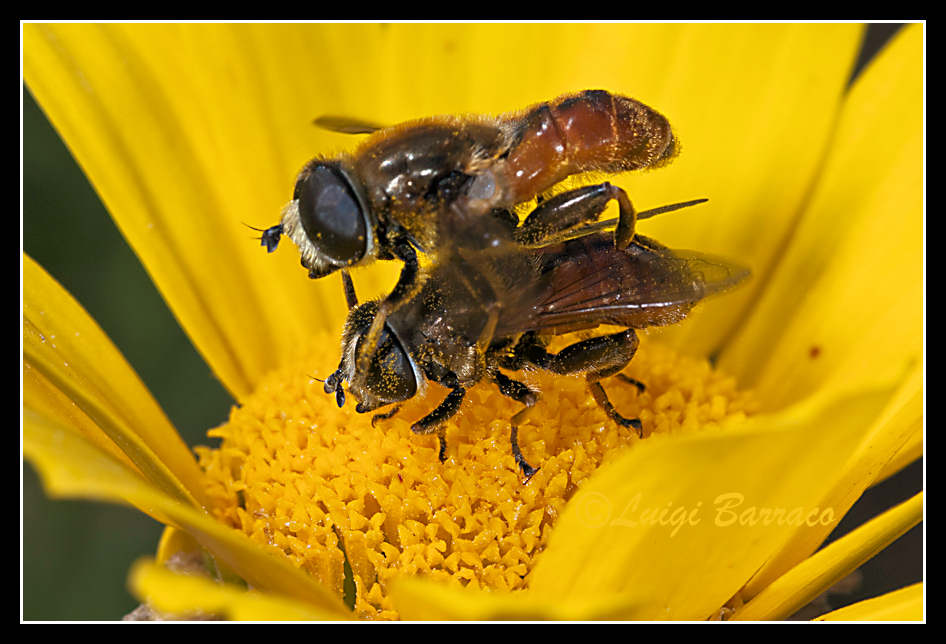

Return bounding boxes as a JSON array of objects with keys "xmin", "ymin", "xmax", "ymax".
[{"xmin": 23, "ymin": 22, "xmax": 923, "ymax": 621}]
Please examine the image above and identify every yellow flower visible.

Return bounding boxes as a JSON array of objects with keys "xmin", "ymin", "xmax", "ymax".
[{"xmin": 23, "ymin": 23, "xmax": 923, "ymax": 621}]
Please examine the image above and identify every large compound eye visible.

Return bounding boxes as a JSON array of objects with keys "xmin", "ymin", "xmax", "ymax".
[
  {"xmin": 295, "ymin": 164, "xmax": 368, "ymax": 265},
  {"xmin": 357, "ymin": 328, "xmax": 417, "ymax": 406}
]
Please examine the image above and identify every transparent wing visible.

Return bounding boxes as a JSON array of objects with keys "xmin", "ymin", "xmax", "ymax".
[
  {"xmin": 496, "ymin": 233, "xmax": 750, "ymax": 336},
  {"xmin": 312, "ymin": 115, "xmax": 386, "ymax": 135}
]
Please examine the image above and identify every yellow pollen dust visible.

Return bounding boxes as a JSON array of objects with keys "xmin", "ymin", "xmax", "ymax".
[{"xmin": 196, "ymin": 331, "xmax": 757, "ymax": 620}]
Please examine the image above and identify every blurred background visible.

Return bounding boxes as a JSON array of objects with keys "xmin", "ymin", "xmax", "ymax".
[{"xmin": 22, "ymin": 22, "xmax": 922, "ymax": 620}]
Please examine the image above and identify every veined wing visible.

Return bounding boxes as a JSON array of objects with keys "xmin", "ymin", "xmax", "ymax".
[
  {"xmin": 496, "ymin": 233, "xmax": 750, "ymax": 337},
  {"xmin": 313, "ymin": 115, "xmax": 385, "ymax": 134}
]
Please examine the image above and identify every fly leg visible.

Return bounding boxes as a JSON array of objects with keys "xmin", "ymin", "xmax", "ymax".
[
  {"xmin": 410, "ymin": 373, "xmax": 466, "ymax": 464},
  {"xmin": 615, "ymin": 373, "xmax": 646, "ymax": 393},
  {"xmin": 352, "ymin": 238, "xmax": 422, "ymax": 384},
  {"xmin": 488, "ymin": 368, "xmax": 540, "ymax": 479},
  {"xmin": 371, "ymin": 405, "xmax": 402, "ymax": 427},
  {"xmin": 515, "ymin": 182, "xmax": 637, "ymax": 249},
  {"xmin": 516, "ymin": 329, "xmax": 644, "ymax": 437}
]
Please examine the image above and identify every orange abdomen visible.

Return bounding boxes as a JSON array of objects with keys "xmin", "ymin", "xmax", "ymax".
[{"xmin": 501, "ymin": 90, "xmax": 677, "ymax": 203}]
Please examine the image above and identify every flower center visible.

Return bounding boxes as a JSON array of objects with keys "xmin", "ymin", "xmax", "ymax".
[{"xmin": 197, "ymin": 331, "xmax": 756, "ymax": 619}]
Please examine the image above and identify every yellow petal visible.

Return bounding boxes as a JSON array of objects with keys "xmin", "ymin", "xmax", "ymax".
[
  {"xmin": 23, "ymin": 23, "xmax": 351, "ymax": 399},
  {"xmin": 721, "ymin": 24, "xmax": 923, "ymax": 407},
  {"xmin": 156, "ymin": 526, "xmax": 203, "ymax": 566},
  {"xmin": 743, "ymin": 363, "xmax": 922, "ymax": 596},
  {"xmin": 814, "ymin": 583, "xmax": 923, "ymax": 621},
  {"xmin": 873, "ymin": 430, "xmax": 923, "ymax": 486},
  {"xmin": 528, "ymin": 386, "xmax": 895, "ymax": 620},
  {"xmin": 841, "ymin": 361, "xmax": 923, "ymax": 488},
  {"xmin": 860, "ymin": 358, "xmax": 923, "ymax": 488},
  {"xmin": 128, "ymin": 559, "xmax": 344, "ymax": 621},
  {"xmin": 24, "ymin": 412, "xmax": 351, "ymax": 618},
  {"xmin": 390, "ymin": 576, "xmax": 639, "ymax": 621},
  {"xmin": 155, "ymin": 526, "xmax": 249, "ymax": 589},
  {"xmin": 24, "ymin": 357, "xmax": 140, "ymax": 475},
  {"xmin": 626, "ymin": 23, "xmax": 864, "ymax": 357},
  {"xmin": 733, "ymin": 492, "xmax": 922, "ymax": 620},
  {"xmin": 24, "ymin": 254, "xmax": 207, "ymax": 508}
]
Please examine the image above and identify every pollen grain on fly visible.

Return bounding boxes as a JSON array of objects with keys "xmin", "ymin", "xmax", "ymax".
[{"xmin": 195, "ymin": 334, "xmax": 757, "ymax": 619}]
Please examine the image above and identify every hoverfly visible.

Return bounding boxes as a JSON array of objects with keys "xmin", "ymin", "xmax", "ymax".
[
  {"xmin": 260, "ymin": 90, "xmax": 678, "ymax": 375},
  {"xmin": 322, "ymin": 202, "xmax": 750, "ymax": 478}
]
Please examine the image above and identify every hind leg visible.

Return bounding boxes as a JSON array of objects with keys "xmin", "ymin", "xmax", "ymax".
[
  {"xmin": 514, "ymin": 182, "xmax": 637, "ymax": 248},
  {"xmin": 515, "ymin": 329, "xmax": 644, "ymax": 437}
]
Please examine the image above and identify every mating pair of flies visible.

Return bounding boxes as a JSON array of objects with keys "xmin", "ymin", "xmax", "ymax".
[{"xmin": 257, "ymin": 89, "xmax": 748, "ymax": 478}]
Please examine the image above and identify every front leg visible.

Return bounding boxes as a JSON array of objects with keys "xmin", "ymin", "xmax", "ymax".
[
  {"xmin": 489, "ymin": 369, "xmax": 540, "ymax": 479},
  {"xmin": 515, "ymin": 182, "xmax": 637, "ymax": 249},
  {"xmin": 410, "ymin": 374, "xmax": 466, "ymax": 463},
  {"xmin": 353, "ymin": 237, "xmax": 422, "ymax": 379},
  {"xmin": 371, "ymin": 405, "xmax": 402, "ymax": 427}
]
